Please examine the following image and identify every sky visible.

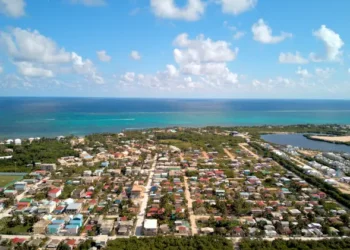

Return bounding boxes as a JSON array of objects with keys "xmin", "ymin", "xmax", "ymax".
[{"xmin": 0, "ymin": 0, "xmax": 349, "ymax": 99}]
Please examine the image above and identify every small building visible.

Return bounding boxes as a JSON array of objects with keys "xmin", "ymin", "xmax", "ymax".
[
  {"xmin": 65, "ymin": 225, "xmax": 79, "ymax": 235},
  {"xmin": 33, "ymin": 219, "xmax": 51, "ymax": 234},
  {"xmin": 65, "ymin": 203, "xmax": 82, "ymax": 214},
  {"xmin": 14, "ymin": 182, "xmax": 27, "ymax": 191},
  {"xmin": 48, "ymin": 188, "xmax": 62, "ymax": 199},
  {"xmin": 41, "ymin": 164, "xmax": 57, "ymax": 172},
  {"xmin": 100, "ymin": 219, "xmax": 115, "ymax": 235},
  {"xmin": 143, "ymin": 219, "xmax": 158, "ymax": 236},
  {"xmin": 14, "ymin": 139, "xmax": 22, "ymax": 145}
]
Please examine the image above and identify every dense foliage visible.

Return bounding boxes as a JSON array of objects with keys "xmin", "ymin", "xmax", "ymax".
[
  {"xmin": 106, "ymin": 236, "xmax": 233, "ymax": 250},
  {"xmin": 250, "ymin": 142, "xmax": 350, "ymax": 209},
  {"xmin": 240, "ymin": 238, "xmax": 350, "ymax": 250},
  {"xmin": 0, "ymin": 138, "xmax": 77, "ymax": 172},
  {"xmin": 155, "ymin": 130, "xmax": 245, "ymax": 154}
]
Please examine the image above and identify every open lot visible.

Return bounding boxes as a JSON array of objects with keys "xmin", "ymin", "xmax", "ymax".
[{"xmin": 0, "ymin": 175, "xmax": 23, "ymax": 187}]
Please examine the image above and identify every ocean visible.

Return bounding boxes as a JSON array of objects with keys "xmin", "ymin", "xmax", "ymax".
[{"xmin": 1, "ymin": 97, "xmax": 350, "ymax": 139}]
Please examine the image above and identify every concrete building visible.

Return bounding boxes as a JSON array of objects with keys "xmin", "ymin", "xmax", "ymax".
[{"xmin": 143, "ymin": 219, "xmax": 158, "ymax": 236}]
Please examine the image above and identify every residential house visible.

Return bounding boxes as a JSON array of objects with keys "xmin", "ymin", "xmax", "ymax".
[
  {"xmin": 65, "ymin": 203, "xmax": 82, "ymax": 214},
  {"xmin": 48, "ymin": 188, "xmax": 62, "ymax": 199},
  {"xmin": 143, "ymin": 219, "xmax": 158, "ymax": 236}
]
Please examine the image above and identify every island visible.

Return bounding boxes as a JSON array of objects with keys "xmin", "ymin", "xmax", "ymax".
[{"xmin": 0, "ymin": 124, "xmax": 349, "ymax": 249}]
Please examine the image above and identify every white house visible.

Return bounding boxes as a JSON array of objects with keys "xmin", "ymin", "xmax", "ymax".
[{"xmin": 14, "ymin": 139, "xmax": 22, "ymax": 145}]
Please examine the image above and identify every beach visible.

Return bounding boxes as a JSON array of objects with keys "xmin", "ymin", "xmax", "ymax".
[{"xmin": 310, "ymin": 135, "xmax": 350, "ymax": 143}]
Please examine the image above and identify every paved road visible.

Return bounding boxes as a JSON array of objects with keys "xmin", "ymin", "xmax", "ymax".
[
  {"xmin": 183, "ymin": 177, "xmax": 197, "ymax": 235},
  {"xmin": 134, "ymin": 154, "xmax": 157, "ymax": 236},
  {"xmin": 0, "ymin": 233, "xmax": 346, "ymax": 243}
]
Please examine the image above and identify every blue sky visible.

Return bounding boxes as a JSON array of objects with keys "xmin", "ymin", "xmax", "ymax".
[{"xmin": 0, "ymin": 0, "xmax": 349, "ymax": 98}]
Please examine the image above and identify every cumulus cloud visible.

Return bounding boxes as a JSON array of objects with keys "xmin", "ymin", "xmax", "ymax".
[
  {"xmin": 312, "ymin": 25, "xmax": 344, "ymax": 62},
  {"xmin": 233, "ymin": 31, "xmax": 245, "ymax": 40},
  {"xmin": 279, "ymin": 52, "xmax": 308, "ymax": 64},
  {"xmin": 0, "ymin": 28, "xmax": 71, "ymax": 64},
  {"xmin": 150, "ymin": 0, "xmax": 205, "ymax": 21},
  {"xmin": 0, "ymin": 0, "xmax": 25, "ymax": 18},
  {"xmin": 96, "ymin": 50, "xmax": 111, "ymax": 62},
  {"xmin": 0, "ymin": 27, "xmax": 103, "ymax": 83},
  {"xmin": 173, "ymin": 33, "xmax": 238, "ymax": 65},
  {"xmin": 252, "ymin": 19, "xmax": 292, "ymax": 44},
  {"xmin": 220, "ymin": 0, "xmax": 257, "ymax": 15},
  {"xmin": 72, "ymin": 52, "xmax": 104, "ymax": 84},
  {"xmin": 315, "ymin": 67, "xmax": 334, "ymax": 79},
  {"xmin": 296, "ymin": 67, "xmax": 312, "ymax": 78},
  {"xmin": 130, "ymin": 50, "xmax": 141, "ymax": 60},
  {"xmin": 172, "ymin": 32, "xmax": 239, "ymax": 89},
  {"xmin": 15, "ymin": 62, "xmax": 54, "ymax": 78},
  {"xmin": 166, "ymin": 64, "xmax": 179, "ymax": 77},
  {"xmin": 70, "ymin": 0, "xmax": 106, "ymax": 6}
]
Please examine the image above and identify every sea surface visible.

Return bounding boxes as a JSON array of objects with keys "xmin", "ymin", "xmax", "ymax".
[
  {"xmin": 262, "ymin": 134, "xmax": 350, "ymax": 153},
  {"xmin": 1, "ymin": 97, "xmax": 350, "ymax": 139}
]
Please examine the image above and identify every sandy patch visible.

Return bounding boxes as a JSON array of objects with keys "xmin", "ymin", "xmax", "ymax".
[{"xmin": 311, "ymin": 135, "xmax": 350, "ymax": 143}]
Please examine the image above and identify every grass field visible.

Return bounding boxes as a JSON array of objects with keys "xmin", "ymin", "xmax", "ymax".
[{"xmin": 0, "ymin": 175, "xmax": 23, "ymax": 188}]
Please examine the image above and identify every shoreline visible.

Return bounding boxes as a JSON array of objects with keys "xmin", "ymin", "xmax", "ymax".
[{"xmin": 304, "ymin": 134, "xmax": 350, "ymax": 146}]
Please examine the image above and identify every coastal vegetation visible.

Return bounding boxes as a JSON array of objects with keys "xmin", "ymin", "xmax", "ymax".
[
  {"xmin": 106, "ymin": 236, "xmax": 233, "ymax": 250},
  {"xmin": 0, "ymin": 138, "xmax": 77, "ymax": 172},
  {"xmin": 239, "ymin": 238, "xmax": 350, "ymax": 250},
  {"xmin": 250, "ymin": 142, "xmax": 350, "ymax": 209}
]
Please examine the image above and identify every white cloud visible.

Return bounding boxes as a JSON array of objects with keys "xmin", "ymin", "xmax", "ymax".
[
  {"xmin": 173, "ymin": 33, "xmax": 238, "ymax": 65},
  {"xmin": 0, "ymin": 65, "xmax": 2, "ymax": 74},
  {"xmin": 296, "ymin": 67, "xmax": 312, "ymax": 78},
  {"xmin": 252, "ymin": 19, "xmax": 292, "ymax": 44},
  {"xmin": 121, "ymin": 72, "xmax": 136, "ymax": 83},
  {"xmin": 72, "ymin": 52, "xmax": 104, "ymax": 84},
  {"xmin": 96, "ymin": 50, "xmax": 111, "ymax": 62},
  {"xmin": 0, "ymin": 28, "xmax": 71, "ymax": 64},
  {"xmin": 166, "ymin": 64, "xmax": 178, "ymax": 77},
  {"xmin": 315, "ymin": 67, "xmax": 334, "ymax": 79},
  {"xmin": 130, "ymin": 50, "xmax": 141, "ymax": 60},
  {"xmin": 233, "ymin": 31, "xmax": 245, "ymax": 40},
  {"xmin": 279, "ymin": 52, "xmax": 308, "ymax": 64},
  {"xmin": 312, "ymin": 25, "xmax": 344, "ymax": 62},
  {"xmin": 70, "ymin": 0, "xmax": 106, "ymax": 7},
  {"xmin": 150, "ymin": 0, "xmax": 205, "ymax": 21},
  {"xmin": 0, "ymin": 27, "xmax": 103, "ymax": 83},
  {"xmin": 15, "ymin": 62, "xmax": 54, "ymax": 78},
  {"xmin": 173, "ymin": 33, "xmax": 239, "ymax": 85},
  {"xmin": 0, "ymin": 0, "xmax": 25, "ymax": 18},
  {"xmin": 220, "ymin": 0, "xmax": 257, "ymax": 15}
]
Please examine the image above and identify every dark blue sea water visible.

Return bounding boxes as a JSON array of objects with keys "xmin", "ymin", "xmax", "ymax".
[{"xmin": 1, "ymin": 97, "xmax": 350, "ymax": 139}]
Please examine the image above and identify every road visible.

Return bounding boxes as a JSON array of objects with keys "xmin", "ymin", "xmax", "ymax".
[
  {"xmin": 0, "ymin": 233, "xmax": 346, "ymax": 243},
  {"xmin": 183, "ymin": 177, "xmax": 197, "ymax": 235},
  {"xmin": 134, "ymin": 154, "xmax": 157, "ymax": 236},
  {"xmin": 202, "ymin": 151, "xmax": 209, "ymax": 159},
  {"xmin": 224, "ymin": 148, "xmax": 235, "ymax": 161},
  {"xmin": 239, "ymin": 143, "xmax": 259, "ymax": 159}
]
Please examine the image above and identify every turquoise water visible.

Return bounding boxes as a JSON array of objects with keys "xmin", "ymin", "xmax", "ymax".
[
  {"xmin": 1, "ymin": 97, "xmax": 350, "ymax": 139},
  {"xmin": 262, "ymin": 134, "xmax": 350, "ymax": 153}
]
